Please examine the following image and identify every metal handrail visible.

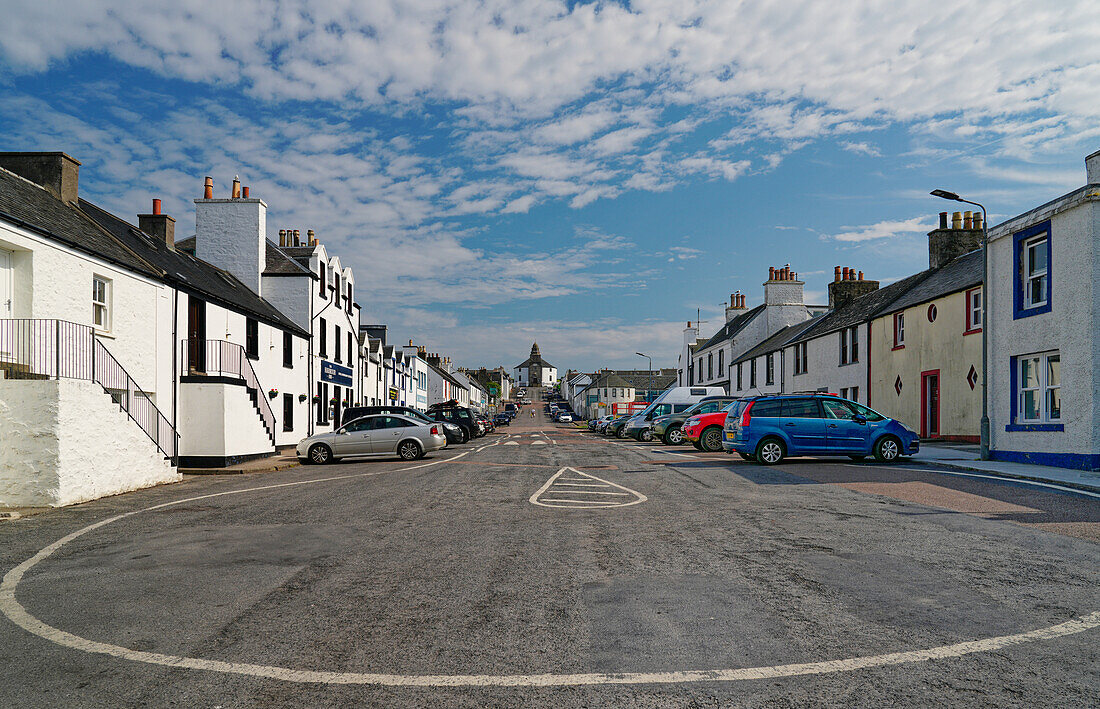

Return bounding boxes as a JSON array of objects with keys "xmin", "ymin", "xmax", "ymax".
[
  {"xmin": 180, "ymin": 338, "xmax": 276, "ymax": 444},
  {"xmin": 0, "ymin": 319, "xmax": 178, "ymax": 459}
]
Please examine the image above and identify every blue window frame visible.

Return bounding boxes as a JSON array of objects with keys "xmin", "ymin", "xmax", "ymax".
[{"xmin": 1013, "ymin": 220, "xmax": 1052, "ymax": 319}]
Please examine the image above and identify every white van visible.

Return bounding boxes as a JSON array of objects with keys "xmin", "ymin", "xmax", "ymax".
[{"xmin": 619, "ymin": 387, "xmax": 726, "ymax": 439}]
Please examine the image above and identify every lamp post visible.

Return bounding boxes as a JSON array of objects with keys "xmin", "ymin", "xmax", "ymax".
[
  {"xmin": 931, "ymin": 189, "xmax": 990, "ymax": 460},
  {"xmin": 635, "ymin": 352, "xmax": 652, "ymax": 403}
]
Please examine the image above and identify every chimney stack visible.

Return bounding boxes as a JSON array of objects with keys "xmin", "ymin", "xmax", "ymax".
[
  {"xmin": 279, "ymin": 229, "xmax": 286, "ymax": 246},
  {"xmin": 928, "ymin": 208, "xmax": 983, "ymax": 269},
  {"xmin": 1087, "ymin": 148, "xmax": 1100, "ymax": 184},
  {"xmin": 195, "ymin": 174, "xmax": 267, "ymax": 294},
  {"xmin": 828, "ymin": 266, "xmax": 879, "ymax": 309},
  {"xmin": 307, "ymin": 229, "xmax": 316, "ymax": 245},
  {"xmin": 293, "ymin": 229, "xmax": 300, "ymax": 246},
  {"xmin": 0, "ymin": 152, "xmax": 81, "ymax": 204},
  {"xmin": 231, "ymin": 175, "xmax": 241, "ymax": 199},
  {"xmin": 204, "ymin": 176, "xmax": 213, "ymax": 199},
  {"xmin": 138, "ymin": 198, "xmax": 176, "ymax": 251},
  {"xmin": 242, "ymin": 186, "xmax": 250, "ymax": 198}
]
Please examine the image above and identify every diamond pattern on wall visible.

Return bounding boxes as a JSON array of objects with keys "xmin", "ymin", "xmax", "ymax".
[
  {"xmin": 967, "ymin": 366, "xmax": 978, "ymax": 390},
  {"xmin": 894, "ymin": 375, "xmax": 903, "ymax": 396}
]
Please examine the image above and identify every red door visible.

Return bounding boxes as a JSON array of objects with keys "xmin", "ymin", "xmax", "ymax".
[{"xmin": 921, "ymin": 370, "xmax": 940, "ymax": 438}]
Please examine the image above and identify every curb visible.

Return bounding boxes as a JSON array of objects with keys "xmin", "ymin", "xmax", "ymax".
[
  {"xmin": 181, "ymin": 460, "xmax": 301, "ymax": 476},
  {"xmin": 916, "ymin": 459, "xmax": 1100, "ymax": 495}
]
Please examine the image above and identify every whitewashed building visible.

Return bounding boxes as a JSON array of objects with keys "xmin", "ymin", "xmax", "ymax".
[
  {"xmin": 985, "ymin": 149, "xmax": 1100, "ymax": 470},
  {"xmin": 514, "ymin": 342, "xmax": 557, "ymax": 388}
]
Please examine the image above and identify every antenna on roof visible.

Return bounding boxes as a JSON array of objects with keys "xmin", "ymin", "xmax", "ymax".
[{"xmin": 695, "ymin": 308, "xmax": 709, "ymax": 327}]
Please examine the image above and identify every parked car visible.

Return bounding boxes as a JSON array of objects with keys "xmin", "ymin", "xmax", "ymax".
[
  {"xmin": 620, "ymin": 386, "xmax": 727, "ymax": 441},
  {"xmin": 605, "ymin": 415, "xmax": 632, "ymax": 438},
  {"xmin": 427, "ymin": 401, "xmax": 482, "ymax": 440},
  {"xmin": 651, "ymin": 396, "xmax": 737, "ymax": 445},
  {"xmin": 297, "ymin": 414, "xmax": 447, "ymax": 464},
  {"xmin": 722, "ymin": 395, "xmax": 919, "ymax": 464},
  {"xmin": 557, "ymin": 413, "xmax": 573, "ymax": 423},
  {"xmin": 681, "ymin": 402, "xmax": 738, "ymax": 452},
  {"xmin": 593, "ymin": 415, "xmax": 614, "ymax": 432},
  {"xmin": 494, "ymin": 413, "xmax": 511, "ymax": 426},
  {"xmin": 342, "ymin": 404, "xmax": 466, "ymax": 445}
]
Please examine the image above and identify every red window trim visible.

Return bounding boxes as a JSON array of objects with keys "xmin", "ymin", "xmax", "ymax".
[
  {"xmin": 963, "ymin": 286, "xmax": 983, "ymax": 335},
  {"xmin": 892, "ymin": 312, "xmax": 905, "ymax": 350}
]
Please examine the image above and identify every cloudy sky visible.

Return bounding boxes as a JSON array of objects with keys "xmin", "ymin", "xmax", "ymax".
[{"xmin": 1, "ymin": 1, "xmax": 1097, "ymax": 373}]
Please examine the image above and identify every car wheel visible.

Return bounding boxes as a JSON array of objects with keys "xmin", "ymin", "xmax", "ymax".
[
  {"xmin": 398, "ymin": 440, "xmax": 423, "ymax": 460},
  {"xmin": 308, "ymin": 443, "xmax": 333, "ymax": 465},
  {"xmin": 701, "ymin": 426, "xmax": 723, "ymax": 452},
  {"xmin": 664, "ymin": 426, "xmax": 684, "ymax": 445},
  {"xmin": 459, "ymin": 429, "xmax": 469, "ymax": 444},
  {"xmin": 639, "ymin": 428, "xmax": 654, "ymax": 442},
  {"xmin": 738, "ymin": 452, "xmax": 755, "ymax": 462},
  {"xmin": 874, "ymin": 436, "xmax": 901, "ymax": 463},
  {"xmin": 847, "ymin": 454, "xmax": 867, "ymax": 461},
  {"xmin": 692, "ymin": 440, "xmax": 704, "ymax": 451},
  {"xmin": 755, "ymin": 437, "xmax": 786, "ymax": 465},
  {"xmin": 617, "ymin": 427, "xmax": 629, "ymax": 439}
]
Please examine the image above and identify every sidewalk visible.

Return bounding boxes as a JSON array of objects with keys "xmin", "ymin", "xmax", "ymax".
[
  {"xmin": 917, "ymin": 443, "xmax": 1100, "ymax": 494},
  {"xmin": 180, "ymin": 449, "xmax": 300, "ymax": 476}
]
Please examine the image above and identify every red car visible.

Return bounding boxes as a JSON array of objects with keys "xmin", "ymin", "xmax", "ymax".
[{"xmin": 681, "ymin": 410, "xmax": 729, "ymax": 452}]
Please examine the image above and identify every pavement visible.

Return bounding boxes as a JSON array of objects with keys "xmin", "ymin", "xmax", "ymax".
[
  {"xmin": 917, "ymin": 442, "xmax": 1100, "ymax": 493},
  {"xmin": 179, "ymin": 447, "xmax": 301, "ymax": 476},
  {"xmin": 0, "ymin": 392, "xmax": 1097, "ymax": 707}
]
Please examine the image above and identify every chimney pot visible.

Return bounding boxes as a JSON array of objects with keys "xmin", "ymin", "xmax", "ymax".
[
  {"xmin": 769, "ymin": 266, "xmax": 776, "ymax": 280},
  {"xmin": 842, "ymin": 267, "xmax": 850, "ymax": 280},
  {"xmin": 834, "ymin": 266, "xmax": 842, "ymax": 282},
  {"xmin": 973, "ymin": 213, "xmax": 983, "ymax": 229},
  {"xmin": 939, "ymin": 211, "xmax": 948, "ymax": 229},
  {"xmin": 152, "ymin": 198, "xmax": 161, "ymax": 215},
  {"xmin": 231, "ymin": 175, "xmax": 241, "ymax": 199},
  {"xmin": 293, "ymin": 229, "xmax": 300, "ymax": 246},
  {"xmin": 203, "ymin": 176, "xmax": 213, "ymax": 199},
  {"xmin": 242, "ymin": 186, "xmax": 249, "ymax": 198},
  {"xmin": 963, "ymin": 211, "xmax": 973, "ymax": 229},
  {"xmin": 858, "ymin": 271, "xmax": 864, "ymax": 281},
  {"xmin": 279, "ymin": 229, "xmax": 286, "ymax": 246},
  {"xmin": 952, "ymin": 211, "xmax": 963, "ymax": 230}
]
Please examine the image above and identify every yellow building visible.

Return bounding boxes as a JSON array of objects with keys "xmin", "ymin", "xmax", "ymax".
[{"xmin": 870, "ymin": 247, "xmax": 983, "ymax": 441}]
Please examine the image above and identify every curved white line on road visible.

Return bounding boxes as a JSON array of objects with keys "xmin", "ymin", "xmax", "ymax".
[
  {"xmin": 885, "ymin": 466, "xmax": 1100, "ymax": 500},
  {"xmin": 2, "ymin": 452, "xmax": 1097, "ymax": 686}
]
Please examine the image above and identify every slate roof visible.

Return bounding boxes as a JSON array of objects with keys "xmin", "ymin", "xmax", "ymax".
[
  {"xmin": 0, "ymin": 167, "xmax": 159, "ymax": 278},
  {"xmin": 583, "ymin": 370, "xmax": 675, "ymax": 393},
  {"xmin": 516, "ymin": 354, "xmax": 554, "ymax": 369},
  {"xmin": 876, "ymin": 249, "xmax": 983, "ymax": 316},
  {"xmin": 733, "ymin": 317, "xmax": 821, "ymax": 364},
  {"xmin": 787, "ymin": 270, "xmax": 935, "ymax": 345},
  {"xmin": 264, "ymin": 242, "xmax": 313, "ymax": 276},
  {"xmin": 79, "ymin": 201, "xmax": 308, "ymax": 336},
  {"xmin": 695, "ymin": 304, "xmax": 765, "ymax": 352}
]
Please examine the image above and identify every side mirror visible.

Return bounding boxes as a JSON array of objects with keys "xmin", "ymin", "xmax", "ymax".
[{"xmin": 853, "ymin": 415, "xmax": 867, "ymax": 425}]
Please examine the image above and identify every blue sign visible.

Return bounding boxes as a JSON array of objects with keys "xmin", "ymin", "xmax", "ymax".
[{"xmin": 320, "ymin": 360, "xmax": 353, "ymax": 387}]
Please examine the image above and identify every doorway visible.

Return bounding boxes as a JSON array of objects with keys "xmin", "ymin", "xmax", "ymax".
[
  {"xmin": 187, "ymin": 296, "xmax": 206, "ymax": 373},
  {"xmin": 0, "ymin": 249, "xmax": 11, "ymax": 319},
  {"xmin": 921, "ymin": 370, "xmax": 940, "ymax": 439}
]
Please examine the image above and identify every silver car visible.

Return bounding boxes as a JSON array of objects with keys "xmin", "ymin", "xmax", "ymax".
[{"xmin": 297, "ymin": 414, "xmax": 447, "ymax": 464}]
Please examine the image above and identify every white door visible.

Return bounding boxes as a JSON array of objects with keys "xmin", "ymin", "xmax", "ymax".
[{"xmin": 0, "ymin": 249, "xmax": 11, "ymax": 318}]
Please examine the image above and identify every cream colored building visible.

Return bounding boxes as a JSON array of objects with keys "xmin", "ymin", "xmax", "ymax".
[{"xmin": 870, "ymin": 218, "xmax": 983, "ymax": 441}]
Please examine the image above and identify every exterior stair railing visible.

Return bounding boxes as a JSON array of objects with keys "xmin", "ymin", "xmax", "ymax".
[
  {"xmin": 180, "ymin": 338, "xmax": 276, "ymax": 445},
  {"xmin": 0, "ymin": 319, "xmax": 178, "ymax": 460}
]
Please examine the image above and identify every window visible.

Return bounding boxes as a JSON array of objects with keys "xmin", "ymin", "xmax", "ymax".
[
  {"xmin": 334, "ymin": 274, "xmax": 341, "ymax": 304},
  {"xmin": 347, "ymin": 332, "xmax": 353, "ymax": 367},
  {"xmin": 319, "ymin": 317, "xmax": 327, "ymax": 357},
  {"xmin": 1014, "ymin": 222, "xmax": 1052, "ymax": 318},
  {"xmin": 283, "ymin": 332, "xmax": 293, "ymax": 368},
  {"xmin": 1016, "ymin": 352, "xmax": 1060, "ymax": 424},
  {"xmin": 245, "ymin": 318, "xmax": 258, "ymax": 359},
  {"xmin": 334, "ymin": 325, "xmax": 342, "ymax": 362},
  {"xmin": 927, "ymin": 303, "xmax": 938, "ymax": 323},
  {"xmin": 347, "ymin": 283, "xmax": 353, "ymax": 314},
  {"xmin": 893, "ymin": 312, "xmax": 905, "ymax": 348},
  {"xmin": 965, "ymin": 287, "xmax": 982, "ymax": 334},
  {"xmin": 707, "ymin": 353, "xmax": 713, "ymax": 380},
  {"xmin": 318, "ymin": 265, "xmax": 326, "ymax": 297},
  {"xmin": 840, "ymin": 327, "xmax": 858, "ymax": 365},
  {"xmin": 765, "ymin": 354, "xmax": 775, "ymax": 385},
  {"xmin": 282, "ymin": 393, "xmax": 294, "ymax": 431},
  {"xmin": 784, "ymin": 398, "xmax": 821, "ymax": 418},
  {"xmin": 736, "ymin": 363, "xmax": 743, "ymax": 390},
  {"xmin": 749, "ymin": 359, "xmax": 757, "ymax": 388},
  {"xmin": 751, "ymin": 400, "xmax": 782, "ymax": 417},
  {"xmin": 849, "ymin": 386, "xmax": 859, "ymax": 403},
  {"xmin": 717, "ymin": 350, "xmax": 723, "ymax": 373},
  {"xmin": 92, "ymin": 276, "xmax": 111, "ymax": 330},
  {"xmin": 698, "ymin": 358, "xmax": 703, "ymax": 379},
  {"xmin": 793, "ymin": 342, "xmax": 808, "ymax": 375}
]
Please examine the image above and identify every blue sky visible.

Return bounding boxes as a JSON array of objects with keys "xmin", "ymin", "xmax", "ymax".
[{"xmin": 1, "ymin": 1, "xmax": 1097, "ymax": 374}]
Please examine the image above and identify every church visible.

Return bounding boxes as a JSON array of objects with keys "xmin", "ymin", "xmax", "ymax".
[{"xmin": 514, "ymin": 342, "xmax": 557, "ymax": 388}]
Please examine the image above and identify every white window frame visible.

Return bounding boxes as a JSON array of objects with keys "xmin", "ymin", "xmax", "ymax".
[
  {"xmin": 1023, "ymin": 234, "xmax": 1049, "ymax": 308},
  {"xmin": 1017, "ymin": 351, "xmax": 1060, "ymax": 423},
  {"xmin": 966, "ymin": 288, "xmax": 982, "ymax": 331},
  {"xmin": 894, "ymin": 312, "xmax": 905, "ymax": 347},
  {"xmin": 92, "ymin": 275, "xmax": 111, "ymax": 332}
]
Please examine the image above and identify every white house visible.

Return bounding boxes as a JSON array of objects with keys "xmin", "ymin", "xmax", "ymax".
[
  {"xmin": 514, "ymin": 342, "xmax": 557, "ymax": 388},
  {"xmin": 985, "ymin": 149, "xmax": 1100, "ymax": 470}
]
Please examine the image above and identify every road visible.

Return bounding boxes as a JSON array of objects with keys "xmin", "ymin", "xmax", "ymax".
[{"xmin": 1, "ymin": 397, "xmax": 1098, "ymax": 707}]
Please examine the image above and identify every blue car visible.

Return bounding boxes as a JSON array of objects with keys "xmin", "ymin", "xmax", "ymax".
[{"xmin": 721, "ymin": 394, "xmax": 919, "ymax": 464}]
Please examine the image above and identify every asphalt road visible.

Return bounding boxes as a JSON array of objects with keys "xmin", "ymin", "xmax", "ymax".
[{"xmin": 1, "ymin": 402, "xmax": 1098, "ymax": 707}]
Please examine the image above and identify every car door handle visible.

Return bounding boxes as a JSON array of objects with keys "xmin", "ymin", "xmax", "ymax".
[
  {"xmin": 784, "ymin": 423, "xmax": 795, "ymax": 427},
  {"xmin": 828, "ymin": 423, "xmax": 838, "ymax": 428}
]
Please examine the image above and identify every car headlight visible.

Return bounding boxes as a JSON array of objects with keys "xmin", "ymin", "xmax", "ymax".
[{"xmin": 685, "ymin": 417, "xmax": 700, "ymax": 427}]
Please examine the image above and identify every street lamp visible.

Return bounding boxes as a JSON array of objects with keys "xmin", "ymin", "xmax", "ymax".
[
  {"xmin": 635, "ymin": 352, "xmax": 652, "ymax": 403},
  {"xmin": 931, "ymin": 189, "xmax": 990, "ymax": 461}
]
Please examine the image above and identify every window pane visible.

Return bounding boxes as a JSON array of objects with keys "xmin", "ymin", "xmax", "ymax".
[
  {"xmin": 1020, "ymin": 357, "xmax": 1040, "ymax": 388},
  {"xmin": 1022, "ymin": 390, "xmax": 1041, "ymax": 420},
  {"xmin": 1047, "ymin": 355, "xmax": 1060, "ymax": 387},
  {"xmin": 1028, "ymin": 240, "xmax": 1047, "ymax": 273},
  {"xmin": 751, "ymin": 400, "xmax": 782, "ymax": 417},
  {"xmin": 787, "ymin": 399, "xmax": 823, "ymax": 418},
  {"xmin": 1047, "ymin": 387, "xmax": 1061, "ymax": 420}
]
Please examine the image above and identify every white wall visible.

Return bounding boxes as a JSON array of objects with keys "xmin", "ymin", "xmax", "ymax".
[
  {"xmin": 0, "ymin": 378, "xmax": 179, "ymax": 507},
  {"xmin": 783, "ymin": 324, "xmax": 868, "ymax": 401},
  {"xmin": 195, "ymin": 198, "xmax": 266, "ymax": 295},
  {"xmin": 178, "ymin": 381, "xmax": 275, "ymax": 458}
]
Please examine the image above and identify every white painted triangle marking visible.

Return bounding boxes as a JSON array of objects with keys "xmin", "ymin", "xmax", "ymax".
[{"xmin": 530, "ymin": 467, "xmax": 647, "ymax": 509}]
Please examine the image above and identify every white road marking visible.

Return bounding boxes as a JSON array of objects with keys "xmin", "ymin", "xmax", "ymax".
[
  {"xmin": 546, "ymin": 490, "xmax": 631, "ymax": 496},
  {"xmin": 554, "ymin": 482, "xmax": 612, "ymax": 487},
  {"xmin": 503, "ymin": 441, "xmax": 519, "ymax": 446},
  {"xmin": 3, "ymin": 451, "xmax": 1096, "ymax": 687},
  {"xmin": 877, "ymin": 466, "xmax": 1100, "ymax": 500},
  {"xmin": 529, "ymin": 467, "xmax": 647, "ymax": 510},
  {"xmin": 531, "ymin": 441, "xmax": 547, "ymax": 446}
]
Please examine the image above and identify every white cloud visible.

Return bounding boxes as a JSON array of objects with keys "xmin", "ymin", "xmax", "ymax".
[
  {"xmin": 827, "ymin": 217, "xmax": 934, "ymax": 243},
  {"xmin": 841, "ymin": 141, "xmax": 882, "ymax": 157}
]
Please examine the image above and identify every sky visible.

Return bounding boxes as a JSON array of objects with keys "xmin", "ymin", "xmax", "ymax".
[{"xmin": 1, "ymin": 0, "xmax": 1097, "ymax": 375}]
